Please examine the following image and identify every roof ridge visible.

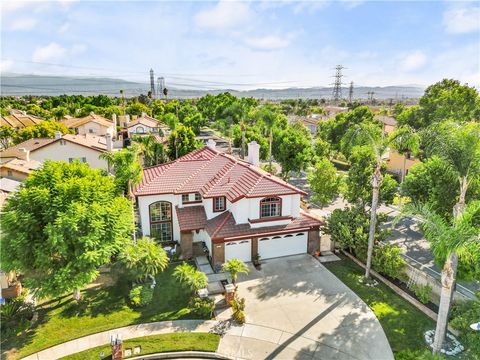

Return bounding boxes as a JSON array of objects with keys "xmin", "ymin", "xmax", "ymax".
[{"xmin": 211, "ymin": 211, "xmax": 232, "ymax": 238}]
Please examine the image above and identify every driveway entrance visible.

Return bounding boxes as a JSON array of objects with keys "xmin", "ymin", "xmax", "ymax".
[{"xmin": 217, "ymin": 254, "xmax": 393, "ymax": 360}]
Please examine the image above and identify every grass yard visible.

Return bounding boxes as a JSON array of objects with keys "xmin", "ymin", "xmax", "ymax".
[
  {"xmin": 3, "ymin": 265, "xmax": 208, "ymax": 360},
  {"xmin": 323, "ymin": 255, "xmax": 436, "ymax": 356},
  {"xmin": 60, "ymin": 333, "xmax": 220, "ymax": 360}
]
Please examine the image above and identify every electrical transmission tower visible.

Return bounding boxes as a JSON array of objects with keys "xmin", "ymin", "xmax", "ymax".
[
  {"xmin": 348, "ymin": 81, "xmax": 354, "ymax": 103},
  {"xmin": 149, "ymin": 69, "xmax": 156, "ymax": 99},
  {"xmin": 367, "ymin": 91, "xmax": 375, "ymax": 103},
  {"xmin": 331, "ymin": 65, "xmax": 345, "ymax": 102},
  {"xmin": 157, "ymin": 77, "xmax": 165, "ymax": 98}
]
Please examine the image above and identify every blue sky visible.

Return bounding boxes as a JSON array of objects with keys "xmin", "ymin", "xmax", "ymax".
[{"xmin": 1, "ymin": 0, "xmax": 479, "ymax": 89}]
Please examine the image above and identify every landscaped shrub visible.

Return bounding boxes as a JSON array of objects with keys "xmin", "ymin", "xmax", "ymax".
[
  {"xmin": 173, "ymin": 262, "xmax": 208, "ymax": 294},
  {"xmin": 372, "ymin": 243, "xmax": 406, "ymax": 280},
  {"xmin": 450, "ymin": 296, "xmax": 480, "ymax": 358},
  {"xmin": 189, "ymin": 297, "xmax": 214, "ymax": 318},
  {"xmin": 231, "ymin": 296, "xmax": 246, "ymax": 324},
  {"xmin": 0, "ymin": 294, "xmax": 34, "ymax": 338},
  {"xmin": 411, "ymin": 284, "xmax": 432, "ymax": 304},
  {"xmin": 129, "ymin": 284, "xmax": 154, "ymax": 307}
]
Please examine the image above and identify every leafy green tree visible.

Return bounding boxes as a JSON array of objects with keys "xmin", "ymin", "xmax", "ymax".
[
  {"xmin": 450, "ymin": 295, "xmax": 480, "ymax": 358},
  {"xmin": 308, "ymin": 158, "xmax": 341, "ymax": 207},
  {"xmin": 132, "ymin": 134, "xmax": 168, "ymax": 167},
  {"xmin": 222, "ymin": 259, "xmax": 249, "ymax": 285},
  {"xmin": 273, "ymin": 123, "xmax": 312, "ymax": 179},
  {"xmin": 100, "ymin": 145, "xmax": 143, "ymax": 195},
  {"xmin": 0, "ymin": 161, "xmax": 134, "ymax": 299},
  {"xmin": 119, "ymin": 237, "xmax": 169, "ymax": 281},
  {"xmin": 419, "ymin": 79, "xmax": 480, "ymax": 126},
  {"xmin": 51, "ymin": 106, "xmax": 69, "ymax": 120},
  {"xmin": 396, "ymin": 106, "xmax": 424, "ymax": 129},
  {"xmin": 255, "ymin": 106, "xmax": 282, "ymax": 170},
  {"xmin": 183, "ymin": 113, "xmax": 205, "ymax": 135},
  {"xmin": 26, "ymin": 104, "xmax": 50, "ymax": 118},
  {"xmin": 232, "ymin": 124, "xmax": 268, "ymax": 160},
  {"xmin": 313, "ymin": 138, "xmax": 331, "ymax": 159},
  {"xmin": 173, "ymin": 262, "xmax": 208, "ymax": 294},
  {"xmin": 0, "ymin": 125, "xmax": 16, "ymax": 148},
  {"xmin": 126, "ymin": 102, "xmax": 150, "ymax": 116},
  {"xmin": 151, "ymin": 100, "xmax": 165, "ymax": 118},
  {"xmin": 167, "ymin": 125, "xmax": 201, "ymax": 160},
  {"xmin": 388, "ymin": 125, "xmax": 420, "ymax": 182},
  {"xmin": 14, "ymin": 121, "xmax": 71, "ymax": 144}
]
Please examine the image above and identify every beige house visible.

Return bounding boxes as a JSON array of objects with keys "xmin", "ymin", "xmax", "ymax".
[
  {"xmin": 60, "ymin": 113, "xmax": 114, "ymax": 136},
  {"xmin": 0, "ymin": 109, "xmax": 43, "ymax": 129},
  {"xmin": 126, "ymin": 113, "xmax": 164, "ymax": 135},
  {"xmin": 0, "ymin": 158, "xmax": 42, "ymax": 181}
]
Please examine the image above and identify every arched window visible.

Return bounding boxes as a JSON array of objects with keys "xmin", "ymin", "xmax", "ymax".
[
  {"xmin": 149, "ymin": 201, "xmax": 172, "ymax": 241},
  {"xmin": 260, "ymin": 197, "xmax": 281, "ymax": 218},
  {"xmin": 136, "ymin": 126, "xmax": 145, "ymax": 133}
]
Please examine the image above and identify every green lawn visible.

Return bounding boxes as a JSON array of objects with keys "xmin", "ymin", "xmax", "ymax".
[
  {"xmin": 323, "ymin": 255, "xmax": 436, "ymax": 356},
  {"xmin": 60, "ymin": 333, "xmax": 220, "ymax": 360},
  {"xmin": 3, "ymin": 265, "xmax": 208, "ymax": 360}
]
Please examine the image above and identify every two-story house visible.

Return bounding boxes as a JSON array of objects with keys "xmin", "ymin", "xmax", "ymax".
[
  {"xmin": 133, "ymin": 141, "xmax": 323, "ymax": 266},
  {"xmin": 60, "ymin": 113, "xmax": 115, "ymax": 136}
]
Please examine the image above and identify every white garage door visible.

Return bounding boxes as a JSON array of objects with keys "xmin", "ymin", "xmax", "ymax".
[
  {"xmin": 258, "ymin": 232, "xmax": 307, "ymax": 260},
  {"xmin": 225, "ymin": 239, "xmax": 251, "ymax": 262}
]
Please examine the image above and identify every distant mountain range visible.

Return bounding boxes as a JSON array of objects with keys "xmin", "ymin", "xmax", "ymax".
[{"xmin": 0, "ymin": 73, "xmax": 425, "ymax": 99}]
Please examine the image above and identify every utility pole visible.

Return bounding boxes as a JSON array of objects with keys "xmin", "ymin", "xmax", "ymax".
[
  {"xmin": 330, "ymin": 65, "xmax": 345, "ymax": 103},
  {"xmin": 348, "ymin": 81, "xmax": 354, "ymax": 103},
  {"xmin": 149, "ymin": 69, "xmax": 155, "ymax": 99}
]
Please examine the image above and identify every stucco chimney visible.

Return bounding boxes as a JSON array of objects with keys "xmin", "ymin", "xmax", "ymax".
[
  {"xmin": 141, "ymin": 112, "xmax": 146, "ymax": 118},
  {"xmin": 105, "ymin": 133, "xmax": 113, "ymax": 152},
  {"xmin": 124, "ymin": 115, "xmax": 130, "ymax": 128},
  {"xmin": 206, "ymin": 139, "xmax": 216, "ymax": 150},
  {"xmin": 18, "ymin": 148, "xmax": 30, "ymax": 161},
  {"xmin": 54, "ymin": 131, "xmax": 62, "ymax": 140},
  {"xmin": 247, "ymin": 141, "xmax": 260, "ymax": 166},
  {"xmin": 112, "ymin": 114, "xmax": 118, "ymax": 138}
]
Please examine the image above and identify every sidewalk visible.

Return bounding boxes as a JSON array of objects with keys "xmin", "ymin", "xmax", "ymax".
[{"xmin": 22, "ymin": 320, "xmax": 221, "ymax": 360}]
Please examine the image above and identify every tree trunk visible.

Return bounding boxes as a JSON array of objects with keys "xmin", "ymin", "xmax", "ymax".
[
  {"xmin": 269, "ymin": 128, "xmax": 273, "ymax": 173},
  {"xmin": 365, "ymin": 167, "xmax": 382, "ymax": 279},
  {"xmin": 432, "ymin": 252, "xmax": 458, "ymax": 354},
  {"xmin": 241, "ymin": 123, "xmax": 246, "ymax": 159},
  {"xmin": 73, "ymin": 288, "xmax": 81, "ymax": 301}
]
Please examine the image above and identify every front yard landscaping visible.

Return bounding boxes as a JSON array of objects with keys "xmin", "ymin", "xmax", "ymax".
[
  {"xmin": 2, "ymin": 265, "xmax": 211, "ymax": 360},
  {"xmin": 323, "ymin": 255, "xmax": 436, "ymax": 357},
  {"xmin": 59, "ymin": 333, "xmax": 220, "ymax": 360}
]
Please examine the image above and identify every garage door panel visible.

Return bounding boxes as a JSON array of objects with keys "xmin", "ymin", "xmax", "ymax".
[
  {"xmin": 259, "ymin": 232, "xmax": 307, "ymax": 260},
  {"xmin": 225, "ymin": 239, "xmax": 251, "ymax": 262}
]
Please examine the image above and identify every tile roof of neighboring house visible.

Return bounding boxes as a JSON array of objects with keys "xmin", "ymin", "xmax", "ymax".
[
  {"xmin": 375, "ymin": 115, "xmax": 397, "ymax": 127},
  {"xmin": 133, "ymin": 146, "xmax": 307, "ymax": 200},
  {"xmin": 0, "ymin": 177, "xmax": 21, "ymax": 193},
  {"xmin": 0, "ymin": 159, "xmax": 42, "ymax": 175},
  {"xmin": 0, "ymin": 134, "xmax": 109, "ymax": 160},
  {"xmin": 60, "ymin": 113, "xmax": 113, "ymax": 129},
  {"xmin": 175, "ymin": 205, "xmax": 208, "ymax": 232},
  {"xmin": 127, "ymin": 115, "xmax": 160, "ymax": 129},
  {"xmin": 205, "ymin": 210, "xmax": 322, "ymax": 241},
  {"xmin": 0, "ymin": 110, "xmax": 44, "ymax": 129}
]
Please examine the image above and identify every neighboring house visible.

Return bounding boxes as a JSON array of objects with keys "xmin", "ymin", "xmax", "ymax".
[
  {"xmin": 0, "ymin": 158, "xmax": 42, "ymax": 181},
  {"xmin": 0, "ymin": 109, "xmax": 43, "ymax": 129},
  {"xmin": 126, "ymin": 113, "xmax": 165, "ymax": 135},
  {"xmin": 60, "ymin": 112, "xmax": 114, "ymax": 136},
  {"xmin": 0, "ymin": 132, "xmax": 115, "ymax": 170},
  {"xmin": 375, "ymin": 115, "xmax": 421, "ymax": 180},
  {"xmin": 133, "ymin": 140, "xmax": 323, "ymax": 266},
  {"xmin": 288, "ymin": 115, "xmax": 321, "ymax": 136},
  {"xmin": 0, "ymin": 178, "xmax": 22, "ymax": 208}
]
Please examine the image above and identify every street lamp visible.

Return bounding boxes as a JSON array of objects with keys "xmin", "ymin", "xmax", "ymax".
[{"xmin": 470, "ymin": 322, "xmax": 480, "ymax": 331}]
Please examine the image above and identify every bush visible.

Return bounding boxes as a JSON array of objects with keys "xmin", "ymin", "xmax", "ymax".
[
  {"xmin": 372, "ymin": 243, "xmax": 406, "ymax": 280},
  {"xmin": 450, "ymin": 296, "xmax": 480, "ymax": 358},
  {"xmin": 0, "ymin": 295, "xmax": 34, "ymax": 338},
  {"xmin": 231, "ymin": 296, "xmax": 246, "ymax": 324},
  {"xmin": 411, "ymin": 284, "xmax": 432, "ymax": 304},
  {"xmin": 395, "ymin": 349, "xmax": 444, "ymax": 360},
  {"xmin": 189, "ymin": 297, "xmax": 214, "ymax": 318},
  {"xmin": 129, "ymin": 284, "xmax": 154, "ymax": 307}
]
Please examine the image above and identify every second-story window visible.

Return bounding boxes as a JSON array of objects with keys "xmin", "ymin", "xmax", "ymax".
[
  {"xmin": 194, "ymin": 193, "xmax": 202, "ymax": 201},
  {"xmin": 181, "ymin": 194, "xmax": 189, "ymax": 203},
  {"xmin": 213, "ymin": 196, "xmax": 226, "ymax": 212},
  {"xmin": 260, "ymin": 197, "xmax": 281, "ymax": 218}
]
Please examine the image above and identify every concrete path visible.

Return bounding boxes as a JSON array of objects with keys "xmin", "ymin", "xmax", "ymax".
[
  {"xmin": 22, "ymin": 320, "xmax": 221, "ymax": 360},
  {"xmin": 217, "ymin": 255, "xmax": 394, "ymax": 360}
]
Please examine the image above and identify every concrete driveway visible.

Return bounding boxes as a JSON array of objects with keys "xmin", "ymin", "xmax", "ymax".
[{"xmin": 217, "ymin": 254, "xmax": 393, "ymax": 360}]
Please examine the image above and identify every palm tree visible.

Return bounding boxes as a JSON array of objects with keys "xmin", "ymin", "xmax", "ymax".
[
  {"xmin": 173, "ymin": 262, "xmax": 208, "ymax": 293},
  {"xmin": 418, "ymin": 121, "xmax": 480, "ymax": 354},
  {"xmin": 257, "ymin": 107, "xmax": 278, "ymax": 173},
  {"xmin": 222, "ymin": 258, "xmax": 250, "ymax": 285},
  {"xmin": 132, "ymin": 134, "xmax": 167, "ymax": 166},
  {"xmin": 342, "ymin": 123, "xmax": 388, "ymax": 280},
  {"xmin": 388, "ymin": 125, "xmax": 420, "ymax": 183}
]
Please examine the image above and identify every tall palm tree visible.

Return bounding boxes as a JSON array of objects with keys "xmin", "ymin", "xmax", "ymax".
[
  {"xmin": 342, "ymin": 122, "xmax": 388, "ymax": 280},
  {"xmin": 222, "ymin": 258, "xmax": 250, "ymax": 285},
  {"xmin": 258, "ymin": 107, "xmax": 278, "ymax": 173},
  {"xmin": 418, "ymin": 121, "xmax": 480, "ymax": 354}
]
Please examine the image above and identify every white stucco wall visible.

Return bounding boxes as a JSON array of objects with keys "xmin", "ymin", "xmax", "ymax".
[
  {"xmin": 77, "ymin": 122, "xmax": 113, "ymax": 136},
  {"xmin": 137, "ymin": 194, "xmax": 180, "ymax": 241},
  {"xmin": 128, "ymin": 124, "xmax": 157, "ymax": 134},
  {"xmin": 31, "ymin": 141, "xmax": 108, "ymax": 170}
]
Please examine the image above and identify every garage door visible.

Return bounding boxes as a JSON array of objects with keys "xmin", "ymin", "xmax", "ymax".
[
  {"xmin": 258, "ymin": 232, "xmax": 307, "ymax": 260},
  {"xmin": 225, "ymin": 239, "xmax": 251, "ymax": 262}
]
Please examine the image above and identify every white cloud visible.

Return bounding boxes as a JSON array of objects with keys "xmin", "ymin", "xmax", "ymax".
[
  {"xmin": 58, "ymin": 22, "xmax": 70, "ymax": 34},
  {"xmin": 6, "ymin": 17, "xmax": 37, "ymax": 31},
  {"xmin": 341, "ymin": 0, "xmax": 364, "ymax": 10},
  {"xmin": 443, "ymin": 5, "xmax": 480, "ymax": 34},
  {"xmin": 244, "ymin": 33, "xmax": 295, "ymax": 50},
  {"xmin": 293, "ymin": 1, "xmax": 329, "ymax": 14},
  {"xmin": 0, "ymin": 1, "xmax": 30, "ymax": 14},
  {"xmin": 194, "ymin": 0, "xmax": 252, "ymax": 30},
  {"xmin": 401, "ymin": 51, "xmax": 427, "ymax": 72},
  {"xmin": 0, "ymin": 59, "xmax": 14, "ymax": 72},
  {"xmin": 32, "ymin": 43, "xmax": 68, "ymax": 62}
]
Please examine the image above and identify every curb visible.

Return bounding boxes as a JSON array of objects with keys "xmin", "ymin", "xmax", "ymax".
[{"xmin": 129, "ymin": 351, "xmax": 231, "ymax": 359}]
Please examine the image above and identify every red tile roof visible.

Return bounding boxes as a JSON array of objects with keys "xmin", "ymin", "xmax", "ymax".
[
  {"xmin": 176, "ymin": 205, "xmax": 207, "ymax": 232},
  {"xmin": 205, "ymin": 210, "xmax": 322, "ymax": 241},
  {"xmin": 133, "ymin": 146, "xmax": 307, "ymax": 201}
]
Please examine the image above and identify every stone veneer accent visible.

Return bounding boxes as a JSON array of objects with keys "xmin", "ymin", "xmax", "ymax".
[
  {"xmin": 308, "ymin": 229, "xmax": 320, "ymax": 254},
  {"xmin": 212, "ymin": 242, "xmax": 225, "ymax": 266},
  {"xmin": 180, "ymin": 231, "xmax": 193, "ymax": 259}
]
